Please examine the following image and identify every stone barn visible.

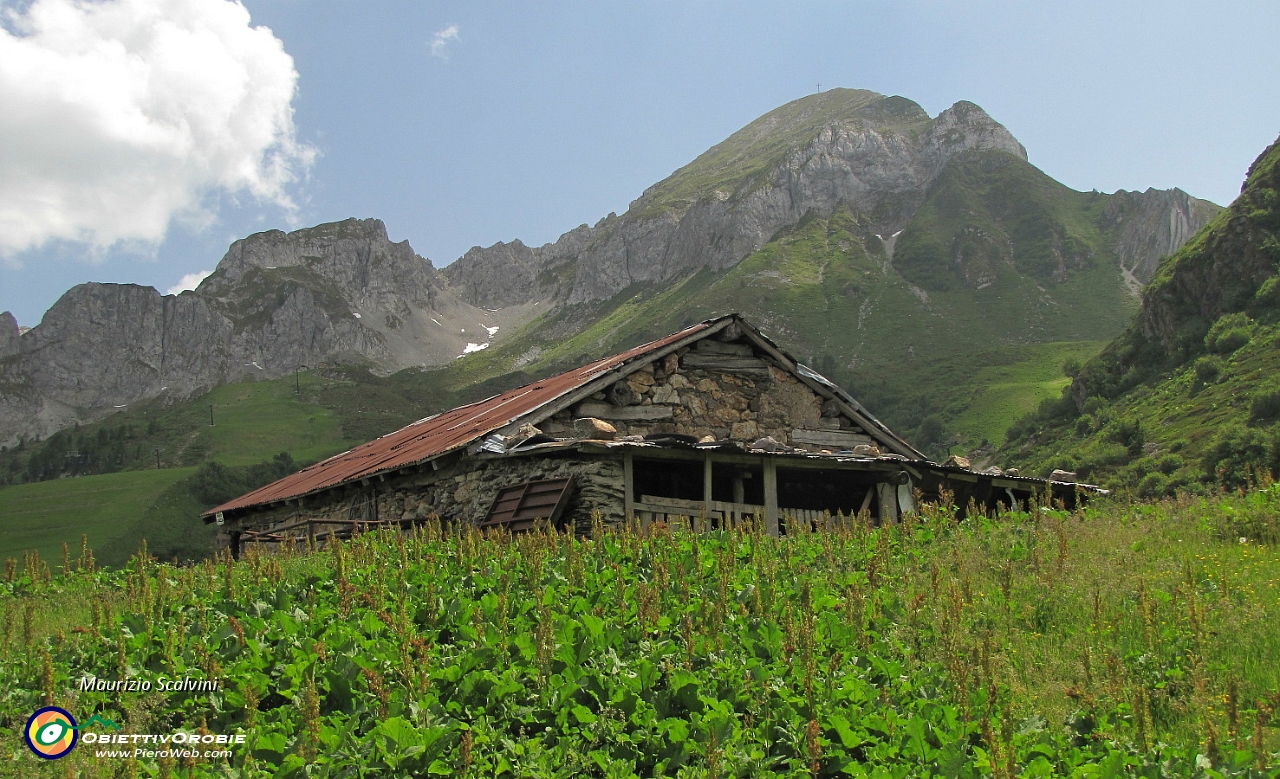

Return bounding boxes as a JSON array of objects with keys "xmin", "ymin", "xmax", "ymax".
[{"xmin": 203, "ymin": 314, "xmax": 1089, "ymax": 548}]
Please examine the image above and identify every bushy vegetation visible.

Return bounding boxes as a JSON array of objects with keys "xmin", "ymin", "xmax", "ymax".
[
  {"xmin": 188, "ymin": 453, "xmax": 301, "ymax": 508},
  {"xmin": 1004, "ymin": 313, "xmax": 1280, "ymax": 494},
  {"xmin": 3, "ymin": 491, "xmax": 1278, "ymax": 776},
  {"xmin": 1013, "ymin": 135, "xmax": 1280, "ymax": 493}
]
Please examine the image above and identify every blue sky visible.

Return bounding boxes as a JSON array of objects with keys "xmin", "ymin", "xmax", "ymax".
[{"xmin": 2, "ymin": 0, "xmax": 1278, "ymax": 326}]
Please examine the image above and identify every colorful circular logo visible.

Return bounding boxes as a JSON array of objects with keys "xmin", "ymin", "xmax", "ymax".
[{"xmin": 24, "ymin": 707, "xmax": 78, "ymax": 759}]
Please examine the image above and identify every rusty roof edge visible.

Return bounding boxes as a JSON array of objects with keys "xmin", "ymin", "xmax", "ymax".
[{"xmin": 201, "ymin": 318, "xmax": 727, "ymax": 520}]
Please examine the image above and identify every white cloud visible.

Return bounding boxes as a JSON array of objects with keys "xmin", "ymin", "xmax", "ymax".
[
  {"xmin": 164, "ymin": 269, "xmax": 211, "ymax": 295},
  {"xmin": 429, "ymin": 23, "xmax": 458, "ymax": 59},
  {"xmin": 0, "ymin": 0, "xmax": 315, "ymax": 259}
]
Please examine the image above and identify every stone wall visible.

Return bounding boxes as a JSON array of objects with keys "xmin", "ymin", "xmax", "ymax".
[
  {"xmin": 228, "ymin": 452, "xmax": 625, "ymax": 537},
  {"xmin": 378, "ymin": 453, "xmax": 624, "ymax": 533},
  {"xmin": 538, "ymin": 338, "xmax": 873, "ymax": 451}
]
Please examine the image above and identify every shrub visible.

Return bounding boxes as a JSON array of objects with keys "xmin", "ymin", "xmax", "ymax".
[
  {"xmin": 1136, "ymin": 472, "xmax": 1167, "ymax": 499},
  {"xmin": 1037, "ymin": 392, "xmax": 1079, "ymax": 422},
  {"xmin": 190, "ymin": 452, "xmax": 299, "ymax": 507},
  {"xmin": 1248, "ymin": 384, "xmax": 1280, "ymax": 426},
  {"xmin": 1201, "ymin": 425, "xmax": 1272, "ymax": 489},
  {"xmin": 1205, "ymin": 312, "xmax": 1252, "ymax": 354},
  {"xmin": 1155, "ymin": 454, "xmax": 1183, "ymax": 475},
  {"xmin": 1253, "ymin": 275, "xmax": 1280, "ymax": 315},
  {"xmin": 1108, "ymin": 419, "xmax": 1144, "ymax": 457},
  {"xmin": 1192, "ymin": 355, "xmax": 1222, "ymax": 385},
  {"xmin": 916, "ymin": 414, "xmax": 945, "ymax": 445}
]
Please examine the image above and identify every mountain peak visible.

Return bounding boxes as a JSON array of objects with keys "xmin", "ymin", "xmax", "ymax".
[
  {"xmin": 0, "ymin": 310, "xmax": 18, "ymax": 359},
  {"xmin": 447, "ymin": 88, "xmax": 1039, "ymax": 308}
]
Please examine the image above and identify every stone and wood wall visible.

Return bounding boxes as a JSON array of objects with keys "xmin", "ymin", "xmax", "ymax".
[{"xmin": 535, "ymin": 337, "xmax": 876, "ymax": 452}]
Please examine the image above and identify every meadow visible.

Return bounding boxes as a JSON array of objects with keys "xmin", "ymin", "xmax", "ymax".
[{"xmin": 1, "ymin": 487, "xmax": 1278, "ymax": 777}]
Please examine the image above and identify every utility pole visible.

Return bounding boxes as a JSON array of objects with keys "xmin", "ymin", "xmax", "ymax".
[
  {"xmin": 295, "ymin": 365, "xmax": 307, "ymax": 395},
  {"xmin": 209, "ymin": 404, "xmax": 214, "ymax": 427},
  {"xmin": 154, "ymin": 448, "xmax": 161, "ymax": 470}
]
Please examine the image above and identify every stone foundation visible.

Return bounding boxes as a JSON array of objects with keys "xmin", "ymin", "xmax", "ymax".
[{"xmin": 228, "ymin": 452, "xmax": 624, "ymax": 537}]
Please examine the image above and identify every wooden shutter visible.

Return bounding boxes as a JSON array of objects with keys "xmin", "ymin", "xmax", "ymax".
[{"xmin": 479, "ymin": 476, "xmax": 577, "ymax": 532}]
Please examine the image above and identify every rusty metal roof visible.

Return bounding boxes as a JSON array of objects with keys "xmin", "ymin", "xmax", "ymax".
[{"xmin": 204, "ymin": 319, "xmax": 718, "ymax": 517}]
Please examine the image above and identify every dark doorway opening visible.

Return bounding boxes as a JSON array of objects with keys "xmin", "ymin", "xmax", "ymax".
[
  {"xmin": 632, "ymin": 458, "xmax": 702, "ymax": 502},
  {"xmin": 711, "ymin": 462, "xmax": 764, "ymax": 505},
  {"xmin": 776, "ymin": 467, "xmax": 879, "ymax": 516}
]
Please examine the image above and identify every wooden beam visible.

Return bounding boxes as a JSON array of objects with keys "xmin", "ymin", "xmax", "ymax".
[
  {"xmin": 790, "ymin": 428, "xmax": 874, "ymax": 448},
  {"xmin": 695, "ymin": 340, "xmax": 753, "ymax": 356},
  {"xmin": 680, "ymin": 353, "xmax": 772, "ymax": 379},
  {"xmin": 703, "ymin": 454, "xmax": 713, "ymax": 520},
  {"xmin": 763, "ymin": 458, "xmax": 779, "ymax": 537},
  {"xmin": 575, "ymin": 401, "xmax": 674, "ymax": 421},
  {"xmin": 878, "ymin": 483, "xmax": 899, "ymax": 525}
]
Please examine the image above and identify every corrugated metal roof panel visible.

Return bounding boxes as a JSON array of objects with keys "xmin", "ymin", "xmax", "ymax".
[{"xmin": 204, "ymin": 319, "xmax": 716, "ymax": 517}]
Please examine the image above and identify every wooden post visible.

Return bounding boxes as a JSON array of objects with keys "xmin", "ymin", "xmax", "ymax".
[
  {"xmin": 623, "ymin": 453, "xmax": 635, "ymax": 525},
  {"xmin": 763, "ymin": 458, "xmax": 779, "ymax": 537},
  {"xmin": 878, "ymin": 483, "xmax": 899, "ymax": 525},
  {"xmin": 703, "ymin": 454, "xmax": 714, "ymax": 528}
]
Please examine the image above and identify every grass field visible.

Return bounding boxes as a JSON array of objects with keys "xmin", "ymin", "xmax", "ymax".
[
  {"xmin": 0, "ymin": 468, "xmax": 193, "ymax": 565},
  {"xmin": 197, "ymin": 375, "xmax": 353, "ymax": 467},
  {"xmin": 924, "ymin": 341, "xmax": 1108, "ymax": 451},
  {"xmin": 2, "ymin": 488, "xmax": 1277, "ymax": 776}
]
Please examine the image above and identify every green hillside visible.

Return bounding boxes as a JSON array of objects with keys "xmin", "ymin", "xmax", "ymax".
[
  {"xmin": 0, "ymin": 358, "xmax": 536, "ymax": 566},
  {"xmin": 0, "ymin": 371, "xmax": 353, "ymax": 485},
  {"xmin": 1004, "ymin": 136, "xmax": 1280, "ymax": 492},
  {"xmin": 0, "ymin": 468, "xmax": 193, "ymax": 565}
]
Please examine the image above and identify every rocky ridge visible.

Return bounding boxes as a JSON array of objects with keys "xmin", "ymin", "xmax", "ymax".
[
  {"xmin": 0, "ymin": 312, "xmax": 18, "ymax": 360},
  {"xmin": 444, "ymin": 90, "xmax": 1214, "ymax": 311},
  {"xmin": 1071, "ymin": 134, "xmax": 1280, "ymax": 406},
  {"xmin": 0, "ymin": 219, "xmax": 529, "ymax": 446}
]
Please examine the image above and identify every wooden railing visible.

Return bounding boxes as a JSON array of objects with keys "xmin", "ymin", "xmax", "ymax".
[{"xmin": 634, "ymin": 495, "xmax": 834, "ymax": 531}]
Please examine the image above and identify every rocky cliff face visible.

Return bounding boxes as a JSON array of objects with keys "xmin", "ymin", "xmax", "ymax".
[
  {"xmin": 1103, "ymin": 187, "xmax": 1222, "ymax": 284},
  {"xmin": 1135, "ymin": 138, "xmax": 1280, "ymax": 358},
  {"xmin": 1070, "ymin": 135, "xmax": 1280, "ymax": 407},
  {"xmin": 0, "ymin": 219, "xmax": 530, "ymax": 445},
  {"xmin": 0, "ymin": 312, "xmax": 18, "ymax": 360}
]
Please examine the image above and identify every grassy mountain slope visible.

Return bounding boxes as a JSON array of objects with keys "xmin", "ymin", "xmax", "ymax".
[
  {"xmin": 0, "ymin": 468, "xmax": 194, "ymax": 565},
  {"xmin": 1005, "ymin": 136, "xmax": 1280, "ymax": 492},
  {"xmin": 0, "ymin": 361, "xmax": 526, "ymax": 566}
]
